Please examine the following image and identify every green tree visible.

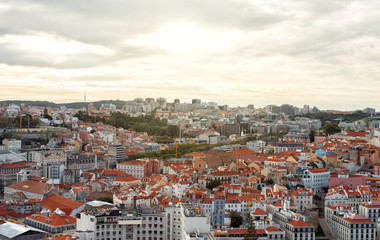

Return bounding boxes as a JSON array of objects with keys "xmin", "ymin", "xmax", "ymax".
[
  {"xmin": 230, "ymin": 211, "xmax": 243, "ymax": 228},
  {"xmin": 309, "ymin": 128, "xmax": 316, "ymax": 142},
  {"xmin": 265, "ymin": 178, "xmax": 274, "ymax": 185},
  {"xmin": 314, "ymin": 195, "xmax": 322, "ymax": 201},
  {"xmin": 206, "ymin": 180, "xmax": 222, "ymax": 190},
  {"xmin": 43, "ymin": 108, "xmax": 52, "ymax": 120},
  {"xmin": 323, "ymin": 122, "xmax": 341, "ymax": 135},
  {"xmin": 308, "ymin": 162, "xmax": 318, "ymax": 168},
  {"xmin": 98, "ymin": 196, "xmax": 113, "ymax": 204},
  {"xmin": 244, "ymin": 216, "xmax": 258, "ymax": 240}
]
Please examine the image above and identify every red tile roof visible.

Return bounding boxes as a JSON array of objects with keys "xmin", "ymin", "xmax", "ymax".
[
  {"xmin": 308, "ymin": 168, "xmax": 329, "ymax": 173},
  {"xmin": 288, "ymin": 220, "xmax": 312, "ymax": 227},
  {"xmin": 115, "ymin": 176, "xmax": 140, "ymax": 182},
  {"xmin": 27, "ymin": 211, "xmax": 76, "ymax": 226},
  {"xmin": 41, "ymin": 194, "xmax": 83, "ymax": 215},
  {"xmin": 266, "ymin": 226, "xmax": 282, "ymax": 232},
  {"xmin": 6, "ymin": 180, "xmax": 52, "ymax": 195},
  {"xmin": 344, "ymin": 214, "xmax": 372, "ymax": 222}
]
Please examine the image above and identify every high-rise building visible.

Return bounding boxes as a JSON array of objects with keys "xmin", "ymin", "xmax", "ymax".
[
  {"xmin": 156, "ymin": 97, "xmax": 167, "ymax": 106},
  {"xmin": 192, "ymin": 99, "xmax": 201, "ymax": 105}
]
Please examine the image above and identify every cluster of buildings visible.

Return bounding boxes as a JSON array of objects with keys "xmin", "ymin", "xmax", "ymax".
[{"xmin": 0, "ymin": 101, "xmax": 380, "ymax": 239}]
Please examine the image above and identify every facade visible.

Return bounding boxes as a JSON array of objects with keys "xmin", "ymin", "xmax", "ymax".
[
  {"xmin": 0, "ymin": 161, "xmax": 35, "ymax": 196},
  {"xmin": 359, "ymin": 201, "xmax": 380, "ymax": 223},
  {"xmin": 75, "ymin": 202, "xmax": 211, "ymax": 240},
  {"xmin": 2, "ymin": 138, "xmax": 22, "ymax": 152},
  {"xmin": 4, "ymin": 179, "xmax": 53, "ymax": 201},
  {"xmin": 285, "ymin": 220, "xmax": 315, "ymax": 240},
  {"xmin": 291, "ymin": 188, "xmax": 313, "ymax": 213},
  {"xmin": 221, "ymin": 124, "xmax": 240, "ymax": 136},
  {"xmin": 301, "ymin": 168, "xmax": 330, "ymax": 193},
  {"xmin": 117, "ymin": 159, "xmax": 159, "ymax": 179},
  {"xmin": 326, "ymin": 202, "xmax": 376, "ymax": 240},
  {"xmin": 274, "ymin": 142, "xmax": 304, "ymax": 153},
  {"xmin": 108, "ymin": 144, "xmax": 125, "ymax": 162},
  {"xmin": 26, "ymin": 208, "xmax": 77, "ymax": 235}
]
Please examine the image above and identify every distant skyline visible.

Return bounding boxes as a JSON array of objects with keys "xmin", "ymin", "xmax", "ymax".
[{"xmin": 0, "ymin": 0, "xmax": 379, "ymax": 110}]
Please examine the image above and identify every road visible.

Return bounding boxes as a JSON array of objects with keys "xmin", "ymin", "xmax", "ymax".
[{"xmin": 318, "ymin": 218, "xmax": 335, "ymax": 240}]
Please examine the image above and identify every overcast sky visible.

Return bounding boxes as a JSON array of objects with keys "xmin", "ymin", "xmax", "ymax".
[{"xmin": 0, "ymin": 0, "xmax": 379, "ymax": 110}]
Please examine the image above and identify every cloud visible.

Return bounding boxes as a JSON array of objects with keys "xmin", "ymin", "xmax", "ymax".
[{"xmin": 0, "ymin": 0, "xmax": 379, "ymax": 110}]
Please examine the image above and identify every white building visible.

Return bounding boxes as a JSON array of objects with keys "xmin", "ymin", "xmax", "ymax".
[
  {"xmin": 285, "ymin": 220, "xmax": 315, "ymax": 240},
  {"xmin": 247, "ymin": 140, "xmax": 266, "ymax": 153},
  {"xmin": 117, "ymin": 161, "xmax": 145, "ymax": 179},
  {"xmin": 2, "ymin": 139, "xmax": 22, "ymax": 152},
  {"xmin": 301, "ymin": 168, "xmax": 330, "ymax": 193},
  {"xmin": 325, "ymin": 185, "xmax": 348, "ymax": 207},
  {"xmin": 75, "ymin": 202, "xmax": 212, "ymax": 240},
  {"xmin": 359, "ymin": 201, "xmax": 380, "ymax": 223}
]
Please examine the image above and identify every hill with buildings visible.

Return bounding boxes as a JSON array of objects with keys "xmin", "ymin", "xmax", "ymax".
[{"xmin": 0, "ymin": 100, "xmax": 125, "ymax": 109}]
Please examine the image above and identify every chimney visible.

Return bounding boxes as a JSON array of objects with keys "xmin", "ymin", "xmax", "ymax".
[{"xmin": 133, "ymin": 196, "xmax": 137, "ymax": 209}]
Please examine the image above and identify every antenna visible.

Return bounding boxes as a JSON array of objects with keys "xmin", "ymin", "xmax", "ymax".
[{"xmin": 84, "ymin": 90, "xmax": 87, "ymax": 103}]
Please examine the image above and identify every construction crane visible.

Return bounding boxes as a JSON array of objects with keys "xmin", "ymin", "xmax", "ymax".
[
  {"xmin": 88, "ymin": 113, "xmax": 111, "ymax": 123},
  {"xmin": 153, "ymin": 139, "xmax": 179, "ymax": 158}
]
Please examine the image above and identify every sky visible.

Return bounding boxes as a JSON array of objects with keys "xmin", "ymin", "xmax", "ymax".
[{"xmin": 0, "ymin": 0, "xmax": 379, "ymax": 110}]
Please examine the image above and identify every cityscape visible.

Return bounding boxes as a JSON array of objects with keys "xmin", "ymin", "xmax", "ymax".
[
  {"xmin": 1, "ymin": 0, "xmax": 380, "ymax": 240},
  {"xmin": 0, "ymin": 98, "xmax": 379, "ymax": 240}
]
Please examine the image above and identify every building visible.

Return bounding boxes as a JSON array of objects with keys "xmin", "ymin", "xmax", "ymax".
[
  {"xmin": 359, "ymin": 201, "xmax": 380, "ymax": 223},
  {"xmin": 335, "ymin": 214, "xmax": 375, "ymax": 240},
  {"xmin": 221, "ymin": 124, "xmax": 241, "ymax": 136},
  {"xmin": 291, "ymin": 188, "xmax": 313, "ymax": 213},
  {"xmin": 274, "ymin": 141, "xmax": 304, "ymax": 153},
  {"xmin": 329, "ymin": 174, "xmax": 366, "ymax": 189},
  {"xmin": 0, "ymin": 221, "xmax": 46, "ymax": 239},
  {"xmin": 326, "ymin": 201, "xmax": 377, "ymax": 240},
  {"xmin": 75, "ymin": 202, "xmax": 212, "ymax": 240},
  {"xmin": 325, "ymin": 203, "xmax": 356, "ymax": 234},
  {"xmin": 285, "ymin": 220, "xmax": 315, "ymax": 240},
  {"xmin": 2, "ymin": 139, "xmax": 22, "ymax": 152},
  {"xmin": 25, "ymin": 208, "xmax": 77, "ymax": 235},
  {"xmin": 246, "ymin": 140, "xmax": 266, "ymax": 153},
  {"xmin": 67, "ymin": 153, "xmax": 106, "ymax": 171},
  {"xmin": 108, "ymin": 144, "xmax": 125, "ymax": 162},
  {"xmin": 301, "ymin": 168, "xmax": 330, "ymax": 193},
  {"xmin": 41, "ymin": 194, "xmax": 85, "ymax": 217},
  {"xmin": 116, "ymin": 159, "xmax": 159, "ymax": 179},
  {"xmin": 4, "ymin": 179, "xmax": 53, "ymax": 201},
  {"xmin": 0, "ymin": 161, "xmax": 36, "ymax": 196}
]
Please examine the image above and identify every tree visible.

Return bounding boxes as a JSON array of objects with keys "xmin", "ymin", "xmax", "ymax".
[
  {"xmin": 244, "ymin": 216, "xmax": 258, "ymax": 240},
  {"xmin": 323, "ymin": 122, "xmax": 341, "ymax": 135},
  {"xmin": 309, "ymin": 128, "xmax": 316, "ymax": 142},
  {"xmin": 308, "ymin": 162, "xmax": 318, "ymax": 169},
  {"xmin": 230, "ymin": 211, "xmax": 243, "ymax": 228},
  {"xmin": 206, "ymin": 180, "xmax": 221, "ymax": 190},
  {"xmin": 314, "ymin": 195, "xmax": 322, "ymax": 201},
  {"xmin": 265, "ymin": 178, "xmax": 274, "ymax": 185},
  {"xmin": 98, "ymin": 196, "xmax": 113, "ymax": 204},
  {"xmin": 43, "ymin": 108, "xmax": 52, "ymax": 120}
]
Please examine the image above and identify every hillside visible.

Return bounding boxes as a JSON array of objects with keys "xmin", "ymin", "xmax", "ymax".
[{"xmin": 0, "ymin": 100, "xmax": 126, "ymax": 109}]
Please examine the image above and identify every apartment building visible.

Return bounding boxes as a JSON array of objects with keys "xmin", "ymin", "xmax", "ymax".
[
  {"xmin": 301, "ymin": 168, "xmax": 330, "ymax": 193},
  {"xmin": 75, "ymin": 202, "xmax": 211, "ymax": 240},
  {"xmin": 325, "ymin": 202, "xmax": 376, "ymax": 240},
  {"xmin": 117, "ymin": 159, "xmax": 159, "ymax": 179},
  {"xmin": 291, "ymin": 188, "xmax": 313, "ymax": 213},
  {"xmin": 359, "ymin": 201, "xmax": 380, "ymax": 223},
  {"xmin": 285, "ymin": 220, "xmax": 315, "ymax": 240}
]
